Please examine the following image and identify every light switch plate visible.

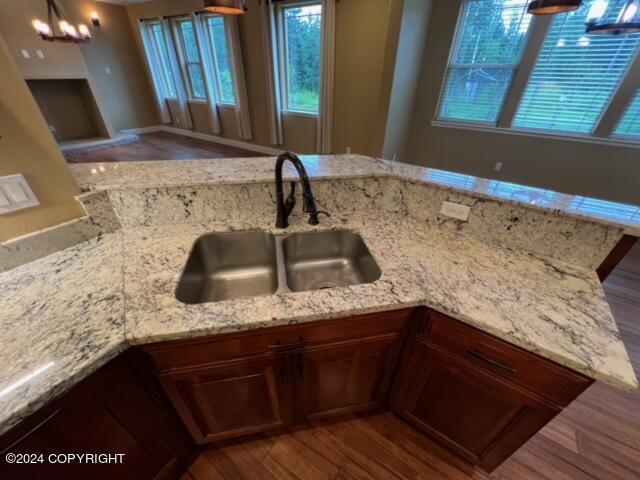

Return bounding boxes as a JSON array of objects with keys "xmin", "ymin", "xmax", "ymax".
[
  {"xmin": 0, "ymin": 174, "xmax": 39, "ymax": 214},
  {"xmin": 440, "ymin": 201, "xmax": 471, "ymax": 221}
]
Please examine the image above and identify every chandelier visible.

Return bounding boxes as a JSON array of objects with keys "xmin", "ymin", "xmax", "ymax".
[{"xmin": 32, "ymin": 0, "xmax": 91, "ymax": 44}]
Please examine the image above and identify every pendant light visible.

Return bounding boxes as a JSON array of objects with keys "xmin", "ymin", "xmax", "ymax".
[
  {"xmin": 586, "ymin": 0, "xmax": 640, "ymax": 34},
  {"xmin": 527, "ymin": 0, "xmax": 583, "ymax": 15},
  {"xmin": 203, "ymin": 0, "xmax": 248, "ymax": 15},
  {"xmin": 32, "ymin": 0, "xmax": 91, "ymax": 43}
]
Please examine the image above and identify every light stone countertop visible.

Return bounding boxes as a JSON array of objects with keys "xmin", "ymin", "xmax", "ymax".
[
  {"xmin": 1, "ymin": 209, "xmax": 636, "ymax": 436},
  {"xmin": 1, "ymin": 155, "xmax": 637, "ymax": 436},
  {"xmin": 70, "ymin": 155, "xmax": 640, "ymax": 236}
]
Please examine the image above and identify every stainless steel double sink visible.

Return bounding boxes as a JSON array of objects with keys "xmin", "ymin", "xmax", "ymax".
[{"xmin": 175, "ymin": 230, "xmax": 382, "ymax": 304}]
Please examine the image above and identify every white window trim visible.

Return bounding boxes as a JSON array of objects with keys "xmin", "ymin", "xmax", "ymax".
[
  {"xmin": 276, "ymin": 0, "xmax": 322, "ymax": 117},
  {"xmin": 434, "ymin": 1, "xmax": 531, "ymax": 125},
  {"xmin": 146, "ymin": 20, "xmax": 177, "ymax": 100},
  {"xmin": 433, "ymin": 0, "xmax": 640, "ymax": 146},
  {"xmin": 202, "ymin": 13, "xmax": 237, "ymax": 106},
  {"xmin": 173, "ymin": 17, "xmax": 207, "ymax": 102}
]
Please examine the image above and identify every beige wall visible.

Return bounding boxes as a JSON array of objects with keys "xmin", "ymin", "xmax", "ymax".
[
  {"xmin": 0, "ymin": 35, "xmax": 84, "ymax": 242},
  {"xmin": 0, "ymin": 0, "xmax": 156, "ymax": 135},
  {"xmin": 63, "ymin": 0, "xmax": 158, "ymax": 132},
  {"xmin": 127, "ymin": 0, "xmax": 399, "ymax": 155},
  {"xmin": 404, "ymin": 0, "xmax": 640, "ymax": 206}
]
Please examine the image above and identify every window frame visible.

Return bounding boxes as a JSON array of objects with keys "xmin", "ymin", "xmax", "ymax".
[
  {"xmin": 275, "ymin": 0, "xmax": 322, "ymax": 116},
  {"xmin": 435, "ymin": 0, "xmax": 533, "ymax": 126},
  {"xmin": 202, "ymin": 13, "xmax": 237, "ymax": 106},
  {"xmin": 432, "ymin": 0, "xmax": 640, "ymax": 146},
  {"xmin": 511, "ymin": 2, "xmax": 640, "ymax": 136},
  {"xmin": 172, "ymin": 17, "xmax": 207, "ymax": 102},
  {"xmin": 146, "ymin": 20, "xmax": 177, "ymax": 100}
]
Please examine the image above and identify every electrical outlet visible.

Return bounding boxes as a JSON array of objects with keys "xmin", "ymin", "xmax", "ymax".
[
  {"xmin": 36, "ymin": 50, "xmax": 45, "ymax": 59},
  {"xmin": 105, "ymin": 66, "xmax": 112, "ymax": 75},
  {"xmin": 440, "ymin": 201, "xmax": 471, "ymax": 221},
  {"xmin": 21, "ymin": 49, "xmax": 30, "ymax": 59},
  {"xmin": 346, "ymin": 147, "xmax": 351, "ymax": 154},
  {"xmin": 494, "ymin": 162, "xmax": 503, "ymax": 172}
]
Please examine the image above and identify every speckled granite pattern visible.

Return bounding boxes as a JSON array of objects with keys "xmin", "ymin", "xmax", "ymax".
[
  {"xmin": 122, "ymin": 213, "xmax": 636, "ymax": 395},
  {"xmin": 102, "ymin": 176, "xmax": 622, "ymax": 270},
  {"xmin": 0, "ymin": 233, "xmax": 125, "ymax": 435},
  {"xmin": 1, "ymin": 156, "xmax": 637, "ymax": 437},
  {"xmin": 0, "ymin": 191, "xmax": 121, "ymax": 272},
  {"xmin": 70, "ymin": 155, "xmax": 640, "ymax": 236}
]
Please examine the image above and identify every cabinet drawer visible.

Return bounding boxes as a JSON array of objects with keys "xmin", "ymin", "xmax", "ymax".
[
  {"xmin": 421, "ymin": 310, "xmax": 592, "ymax": 407},
  {"xmin": 141, "ymin": 309, "xmax": 416, "ymax": 372}
]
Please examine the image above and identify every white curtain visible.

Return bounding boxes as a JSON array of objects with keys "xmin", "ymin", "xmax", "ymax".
[
  {"xmin": 162, "ymin": 18, "xmax": 193, "ymax": 129},
  {"xmin": 259, "ymin": 0, "xmax": 283, "ymax": 145},
  {"xmin": 192, "ymin": 12, "xmax": 223, "ymax": 134},
  {"xmin": 317, "ymin": 0, "xmax": 336, "ymax": 154},
  {"xmin": 137, "ymin": 19, "xmax": 171, "ymax": 124},
  {"xmin": 226, "ymin": 17, "xmax": 253, "ymax": 140}
]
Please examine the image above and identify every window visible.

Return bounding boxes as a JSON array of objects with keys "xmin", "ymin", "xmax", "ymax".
[
  {"xmin": 614, "ymin": 90, "xmax": 640, "ymax": 138},
  {"xmin": 205, "ymin": 15, "xmax": 236, "ymax": 105},
  {"xmin": 278, "ymin": 2, "xmax": 322, "ymax": 114},
  {"xmin": 570, "ymin": 196, "xmax": 640, "ymax": 224},
  {"xmin": 174, "ymin": 19, "xmax": 206, "ymax": 100},
  {"xmin": 437, "ymin": 0, "xmax": 533, "ymax": 124},
  {"xmin": 147, "ymin": 22, "xmax": 177, "ymax": 98},
  {"xmin": 513, "ymin": 0, "xmax": 640, "ymax": 134}
]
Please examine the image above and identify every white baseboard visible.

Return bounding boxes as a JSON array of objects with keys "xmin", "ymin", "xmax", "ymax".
[{"xmin": 121, "ymin": 125, "xmax": 283, "ymax": 156}]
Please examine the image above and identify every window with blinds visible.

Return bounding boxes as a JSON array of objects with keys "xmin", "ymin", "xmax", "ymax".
[
  {"xmin": 614, "ymin": 90, "xmax": 640, "ymax": 138},
  {"xmin": 513, "ymin": 0, "xmax": 640, "ymax": 134},
  {"xmin": 437, "ymin": 0, "xmax": 533, "ymax": 124}
]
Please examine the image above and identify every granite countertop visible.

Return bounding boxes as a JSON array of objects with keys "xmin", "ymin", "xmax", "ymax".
[
  {"xmin": 1, "ymin": 155, "xmax": 637, "ymax": 436},
  {"xmin": 71, "ymin": 155, "xmax": 640, "ymax": 236}
]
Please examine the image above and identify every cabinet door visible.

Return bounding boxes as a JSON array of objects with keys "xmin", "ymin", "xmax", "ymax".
[
  {"xmin": 0, "ymin": 356, "xmax": 190, "ymax": 480},
  {"xmin": 297, "ymin": 333, "xmax": 406, "ymax": 422},
  {"xmin": 158, "ymin": 353, "xmax": 293, "ymax": 444},
  {"xmin": 391, "ymin": 338, "xmax": 559, "ymax": 472}
]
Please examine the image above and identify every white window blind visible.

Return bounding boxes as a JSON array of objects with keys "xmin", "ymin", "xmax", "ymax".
[
  {"xmin": 175, "ymin": 19, "xmax": 207, "ymax": 100},
  {"xmin": 513, "ymin": 0, "xmax": 640, "ymax": 134},
  {"xmin": 614, "ymin": 90, "xmax": 640, "ymax": 137},
  {"xmin": 148, "ymin": 22, "xmax": 177, "ymax": 98},
  {"xmin": 437, "ymin": 0, "xmax": 533, "ymax": 124}
]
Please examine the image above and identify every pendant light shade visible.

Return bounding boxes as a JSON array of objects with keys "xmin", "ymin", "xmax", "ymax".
[
  {"xmin": 586, "ymin": 0, "xmax": 640, "ymax": 34},
  {"xmin": 203, "ymin": 0, "xmax": 248, "ymax": 15},
  {"xmin": 527, "ymin": 0, "xmax": 583, "ymax": 15}
]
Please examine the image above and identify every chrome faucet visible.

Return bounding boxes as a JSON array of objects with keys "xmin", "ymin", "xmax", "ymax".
[{"xmin": 274, "ymin": 152, "xmax": 328, "ymax": 228}]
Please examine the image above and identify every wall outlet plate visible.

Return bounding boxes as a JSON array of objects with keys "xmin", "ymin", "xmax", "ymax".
[
  {"xmin": 440, "ymin": 201, "xmax": 471, "ymax": 221},
  {"xmin": 0, "ymin": 174, "xmax": 39, "ymax": 215}
]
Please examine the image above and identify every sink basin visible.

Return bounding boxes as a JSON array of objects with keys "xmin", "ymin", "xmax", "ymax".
[
  {"xmin": 176, "ymin": 230, "xmax": 381, "ymax": 303},
  {"xmin": 282, "ymin": 231, "xmax": 381, "ymax": 292},
  {"xmin": 175, "ymin": 230, "xmax": 278, "ymax": 304}
]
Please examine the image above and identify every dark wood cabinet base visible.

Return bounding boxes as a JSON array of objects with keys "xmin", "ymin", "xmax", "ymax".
[{"xmin": 0, "ymin": 307, "xmax": 594, "ymax": 477}]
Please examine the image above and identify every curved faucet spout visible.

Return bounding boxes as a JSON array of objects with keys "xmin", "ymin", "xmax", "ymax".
[{"xmin": 274, "ymin": 152, "xmax": 326, "ymax": 228}]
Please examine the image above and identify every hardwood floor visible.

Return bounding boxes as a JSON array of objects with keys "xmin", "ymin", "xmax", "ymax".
[
  {"xmin": 64, "ymin": 132, "xmax": 267, "ymax": 163},
  {"xmin": 180, "ymin": 244, "xmax": 640, "ymax": 480}
]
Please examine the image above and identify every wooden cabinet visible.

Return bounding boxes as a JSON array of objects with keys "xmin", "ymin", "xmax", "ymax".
[
  {"xmin": 298, "ymin": 334, "xmax": 406, "ymax": 421},
  {"xmin": 390, "ymin": 309, "xmax": 592, "ymax": 472},
  {"xmin": 140, "ymin": 309, "xmax": 415, "ymax": 444},
  {"xmin": 157, "ymin": 352, "xmax": 294, "ymax": 443},
  {"xmin": 0, "ymin": 353, "xmax": 195, "ymax": 480}
]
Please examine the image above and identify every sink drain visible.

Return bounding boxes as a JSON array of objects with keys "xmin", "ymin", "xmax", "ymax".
[{"xmin": 316, "ymin": 282, "xmax": 338, "ymax": 290}]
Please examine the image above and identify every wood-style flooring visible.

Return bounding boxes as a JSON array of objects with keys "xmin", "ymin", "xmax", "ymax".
[
  {"xmin": 180, "ymin": 243, "xmax": 640, "ymax": 480},
  {"xmin": 64, "ymin": 132, "xmax": 266, "ymax": 163}
]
